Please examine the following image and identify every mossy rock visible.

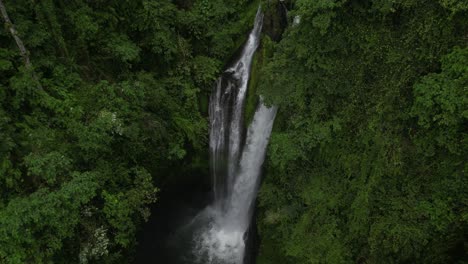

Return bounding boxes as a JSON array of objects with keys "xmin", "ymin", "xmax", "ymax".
[
  {"xmin": 262, "ymin": 0, "xmax": 288, "ymax": 42},
  {"xmin": 244, "ymin": 36, "xmax": 276, "ymax": 127}
]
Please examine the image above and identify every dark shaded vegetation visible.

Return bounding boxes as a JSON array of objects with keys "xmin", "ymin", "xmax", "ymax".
[
  {"xmin": 0, "ymin": 0, "xmax": 258, "ymax": 263},
  {"xmin": 0, "ymin": 0, "xmax": 466, "ymax": 263},
  {"xmin": 255, "ymin": 0, "xmax": 467, "ymax": 263}
]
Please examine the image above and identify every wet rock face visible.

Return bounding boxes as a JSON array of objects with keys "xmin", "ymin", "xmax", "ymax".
[
  {"xmin": 174, "ymin": 0, "xmax": 194, "ymax": 10},
  {"xmin": 262, "ymin": 0, "xmax": 288, "ymax": 42}
]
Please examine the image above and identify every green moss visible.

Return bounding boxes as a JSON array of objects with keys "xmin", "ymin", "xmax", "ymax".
[
  {"xmin": 245, "ymin": 52, "xmax": 260, "ymax": 127},
  {"xmin": 244, "ymin": 35, "xmax": 275, "ymax": 127}
]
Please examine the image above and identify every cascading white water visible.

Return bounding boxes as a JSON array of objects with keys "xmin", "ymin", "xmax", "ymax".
[
  {"xmin": 193, "ymin": 7, "xmax": 277, "ymax": 264},
  {"xmin": 224, "ymin": 102, "xmax": 277, "ymax": 230},
  {"xmin": 209, "ymin": 8, "xmax": 264, "ymax": 209}
]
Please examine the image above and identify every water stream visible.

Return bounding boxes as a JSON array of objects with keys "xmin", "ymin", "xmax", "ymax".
[{"xmin": 191, "ymin": 7, "xmax": 277, "ymax": 264}]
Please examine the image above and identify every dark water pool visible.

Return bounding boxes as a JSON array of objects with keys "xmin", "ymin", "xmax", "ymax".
[
  {"xmin": 133, "ymin": 174, "xmax": 259, "ymax": 264},
  {"xmin": 133, "ymin": 171, "xmax": 211, "ymax": 264}
]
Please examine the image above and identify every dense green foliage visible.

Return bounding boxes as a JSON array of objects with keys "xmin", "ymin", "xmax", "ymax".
[
  {"xmin": 256, "ymin": 0, "xmax": 467, "ymax": 263},
  {"xmin": 0, "ymin": 0, "xmax": 259, "ymax": 263},
  {"xmin": 1, "ymin": 0, "xmax": 466, "ymax": 263}
]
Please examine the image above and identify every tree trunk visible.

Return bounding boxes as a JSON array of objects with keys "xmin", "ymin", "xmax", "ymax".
[{"xmin": 0, "ymin": 0, "xmax": 43, "ymax": 90}]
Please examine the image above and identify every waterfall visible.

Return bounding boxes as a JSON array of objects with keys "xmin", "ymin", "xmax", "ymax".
[
  {"xmin": 209, "ymin": 7, "xmax": 264, "ymax": 209},
  {"xmin": 192, "ymin": 7, "xmax": 277, "ymax": 264}
]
